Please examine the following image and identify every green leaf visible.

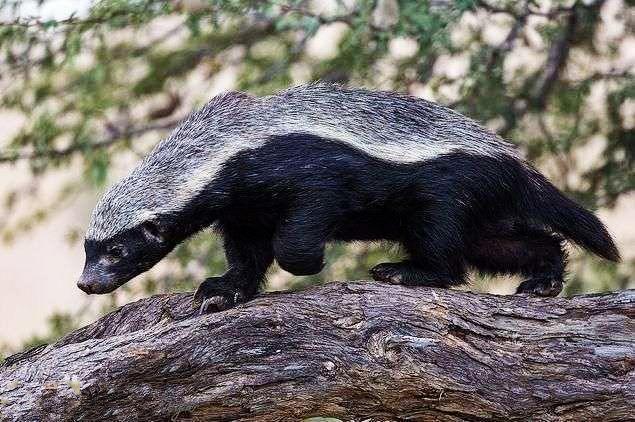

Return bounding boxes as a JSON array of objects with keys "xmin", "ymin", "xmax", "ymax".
[{"xmin": 86, "ymin": 150, "xmax": 110, "ymax": 187}]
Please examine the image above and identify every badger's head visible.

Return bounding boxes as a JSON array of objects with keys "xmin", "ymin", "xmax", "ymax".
[
  {"xmin": 79, "ymin": 219, "xmax": 178, "ymax": 294},
  {"xmin": 78, "ymin": 152, "xmax": 219, "ymax": 294},
  {"xmin": 77, "ymin": 91, "xmax": 253, "ymax": 294},
  {"xmin": 78, "ymin": 170, "xmax": 192, "ymax": 294}
]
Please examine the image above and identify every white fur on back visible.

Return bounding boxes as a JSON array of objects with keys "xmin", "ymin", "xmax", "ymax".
[{"xmin": 86, "ymin": 83, "xmax": 521, "ymax": 241}]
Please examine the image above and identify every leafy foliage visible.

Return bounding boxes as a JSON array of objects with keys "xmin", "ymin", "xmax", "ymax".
[{"xmin": 0, "ymin": 0, "xmax": 633, "ymax": 349}]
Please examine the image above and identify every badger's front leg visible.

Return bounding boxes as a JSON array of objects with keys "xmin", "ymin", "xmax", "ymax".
[{"xmin": 193, "ymin": 224, "xmax": 273, "ymax": 314}]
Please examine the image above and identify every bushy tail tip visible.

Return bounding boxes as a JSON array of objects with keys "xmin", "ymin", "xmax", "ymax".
[{"xmin": 527, "ymin": 171, "xmax": 620, "ymax": 262}]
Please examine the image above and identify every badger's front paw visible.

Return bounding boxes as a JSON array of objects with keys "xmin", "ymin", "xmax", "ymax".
[
  {"xmin": 192, "ymin": 277, "xmax": 246, "ymax": 314},
  {"xmin": 516, "ymin": 277, "xmax": 563, "ymax": 297}
]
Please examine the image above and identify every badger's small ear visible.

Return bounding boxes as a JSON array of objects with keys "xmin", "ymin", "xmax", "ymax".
[{"xmin": 141, "ymin": 220, "xmax": 163, "ymax": 242}]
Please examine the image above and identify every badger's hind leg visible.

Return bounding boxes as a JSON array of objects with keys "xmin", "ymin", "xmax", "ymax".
[
  {"xmin": 194, "ymin": 223, "xmax": 273, "ymax": 314},
  {"xmin": 370, "ymin": 221, "xmax": 468, "ymax": 288},
  {"xmin": 466, "ymin": 226, "xmax": 566, "ymax": 297}
]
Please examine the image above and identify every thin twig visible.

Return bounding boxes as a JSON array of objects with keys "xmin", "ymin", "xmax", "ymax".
[
  {"xmin": 485, "ymin": 1, "xmax": 530, "ymax": 73},
  {"xmin": 531, "ymin": 7, "xmax": 579, "ymax": 108},
  {"xmin": 278, "ymin": 4, "xmax": 355, "ymax": 26}
]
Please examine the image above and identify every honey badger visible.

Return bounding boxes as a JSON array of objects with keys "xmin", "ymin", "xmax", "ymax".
[{"xmin": 78, "ymin": 83, "xmax": 620, "ymax": 312}]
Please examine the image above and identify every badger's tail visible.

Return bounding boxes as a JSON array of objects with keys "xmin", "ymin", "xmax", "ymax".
[{"xmin": 522, "ymin": 167, "xmax": 620, "ymax": 262}]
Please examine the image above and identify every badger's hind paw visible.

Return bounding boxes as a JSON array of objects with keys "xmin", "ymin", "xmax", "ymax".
[
  {"xmin": 193, "ymin": 277, "xmax": 246, "ymax": 314},
  {"xmin": 370, "ymin": 263, "xmax": 405, "ymax": 284},
  {"xmin": 370, "ymin": 262, "xmax": 460, "ymax": 288},
  {"xmin": 516, "ymin": 277, "xmax": 563, "ymax": 297}
]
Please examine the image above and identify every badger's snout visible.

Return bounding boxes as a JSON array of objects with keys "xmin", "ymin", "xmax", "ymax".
[
  {"xmin": 77, "ymin": 266, "xmax": 122, "ymax": 294},
  {"xmin": 76, "ymin": 276, "xmax": 95, "ymax": 294},
  {"xmin": 76, "ymin": 275, "xmax": 120, "ymax": 294}
]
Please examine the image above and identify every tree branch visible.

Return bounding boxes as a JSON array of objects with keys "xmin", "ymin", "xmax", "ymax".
[
  {"xmin": 1, "ymin": 282, "xmax": 633, "ymax": 421},
  {"xmin": 0, "ymin": 119, "xmax": 181, "ymax": 163},
  {"xmin": 530, "ymin": 6, "xmax": 578, "ymax": 109}
]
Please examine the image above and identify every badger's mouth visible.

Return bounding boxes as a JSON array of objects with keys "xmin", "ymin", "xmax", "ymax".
[{"xmin": 77, "ymin": 269, "xmax": 131, "ymax": 295}]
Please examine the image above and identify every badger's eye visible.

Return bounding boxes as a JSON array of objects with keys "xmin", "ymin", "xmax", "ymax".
[{"xmin": 105, "ymin": 246, "xmax": 126, "ymax": 263}]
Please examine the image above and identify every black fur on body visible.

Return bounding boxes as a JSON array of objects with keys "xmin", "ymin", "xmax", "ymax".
[{"xmin": 79, "ymin": 87, "xmax": 620, "ymax": 312}]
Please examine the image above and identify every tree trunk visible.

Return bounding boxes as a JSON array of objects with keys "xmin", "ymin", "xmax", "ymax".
[{"xmin": 0, "ymin": 282, "xmax": 633, "ymax": 421}]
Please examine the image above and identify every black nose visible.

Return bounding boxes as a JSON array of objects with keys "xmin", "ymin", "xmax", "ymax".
[{"xmin": 77, "ymin": 278, "xmax": 94, "ymax": 294}]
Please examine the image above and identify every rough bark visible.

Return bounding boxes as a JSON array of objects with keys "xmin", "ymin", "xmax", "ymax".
[{"xmin": 0, "ymin": 282, "xmax": 633, "ymax": 421}]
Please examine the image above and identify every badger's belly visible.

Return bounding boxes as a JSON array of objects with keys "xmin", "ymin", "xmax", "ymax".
[{"xmin": 331, "ymin": 208, "xmax": 407, "ymax": 242}]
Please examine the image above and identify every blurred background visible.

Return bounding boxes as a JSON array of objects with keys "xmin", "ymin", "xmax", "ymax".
[{"xmin": 0, "ymin": 0, "xmax": 633, "ymax": 358}]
